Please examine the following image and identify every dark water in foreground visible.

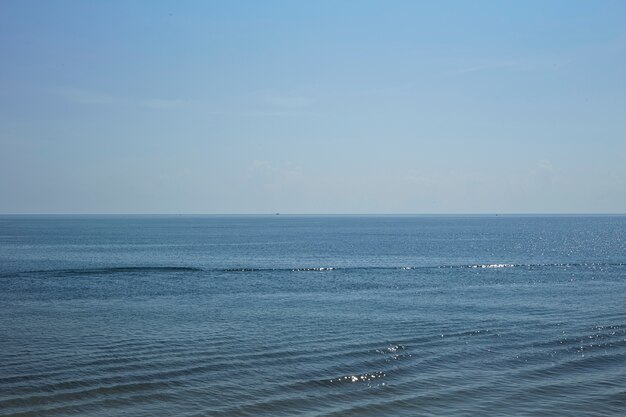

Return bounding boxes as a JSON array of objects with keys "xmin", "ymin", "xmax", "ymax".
[{"xmin": 1, "ymin": 215, "xmax": 625, "ymax": 416}]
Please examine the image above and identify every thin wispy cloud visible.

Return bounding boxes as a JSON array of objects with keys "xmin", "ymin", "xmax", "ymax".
[
  {"xmin": 445, "ymin": 61, "xmax": 523, "ymax": 75},
  {"xmin": 142, "ymin": 98, "xmax": 190, "ymax": 109},
  {"xmin": 59, "ymin": 88, "xmax": 120, "ymax": 105},
  {"xmin": 57, "ymin": 88, "xmax": 199, "ymax": 110},
  {"xmin": 364, "ymin": 83, "xmax": 416, "ymax": 97},
  {"xmin": 263, "ymin": 94, "xmax": 314, "ymax": 108},
  {"xmin": 258, "ymin": 86, "xmax": 319, "ymax": 110},
  {"xmin": 250, "ymin": 160, "xmax": 303, "ymax": 186},
  {"xmin": 444, "ymin": 57, "xmax": 572, "ymax": 76}
]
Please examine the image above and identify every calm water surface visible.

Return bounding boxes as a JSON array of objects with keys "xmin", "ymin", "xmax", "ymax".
[{"xmin": 1, "ymin": 215, "xmax": 625, "ymax": 416}]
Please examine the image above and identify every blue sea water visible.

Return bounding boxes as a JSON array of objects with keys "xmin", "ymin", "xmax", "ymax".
[{"xmin": 0, "ymin": 215, "xmax": 625, "ymax": 416}]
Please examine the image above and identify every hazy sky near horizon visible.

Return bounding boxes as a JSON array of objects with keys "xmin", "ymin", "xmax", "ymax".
[{"xmin": 1, "ymin": 0, "xmax": 625, "ymax": 214}]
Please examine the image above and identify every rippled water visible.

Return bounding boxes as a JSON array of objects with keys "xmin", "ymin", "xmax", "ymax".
[{"xmin": 1, "ymin": 215, "xmax": 625, "ymax": 416}]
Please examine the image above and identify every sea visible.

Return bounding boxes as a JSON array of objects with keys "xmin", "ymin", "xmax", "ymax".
[{"xmin": 0, "ymin": 215, "xmax": 625, "ymax": 416}]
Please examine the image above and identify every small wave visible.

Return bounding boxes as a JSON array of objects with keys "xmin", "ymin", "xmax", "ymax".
[
  {"xmin": 329, "ymin": 371, "xmax": 386, "ymax": 384},
  {"xmin": 468, "ymin": 263, "xmax": 516, "ymax": 269},
  {"xmin": 225, "ymin": 262, "xmax": 624, "ymax": 273},
  {"xmin": 223, "ymin": 267, "xmax": 337, "ymax": 272},
  {"xmin": 1, "ymin": 267, "xmax": 202, "ymax": 278}
]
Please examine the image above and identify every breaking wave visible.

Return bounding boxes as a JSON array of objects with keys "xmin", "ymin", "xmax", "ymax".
[{"xmin": 2, "ymin": 262, "xmax": 624, "ymax": 279}]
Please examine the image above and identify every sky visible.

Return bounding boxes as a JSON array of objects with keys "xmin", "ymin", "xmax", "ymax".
[{"xmin": 1, "ymin": 0, "xmax": 625, "ymax": 214}]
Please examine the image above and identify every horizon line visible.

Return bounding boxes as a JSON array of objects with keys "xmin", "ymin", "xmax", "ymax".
[{"xmin": 1, "ymin": 212, "xmax": 625, "ymax": 216}]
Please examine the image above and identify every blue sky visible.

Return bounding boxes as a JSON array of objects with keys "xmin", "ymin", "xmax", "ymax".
[{"xmin": 1, "ymin": 0, "xmax": 625, "ymax": 213}]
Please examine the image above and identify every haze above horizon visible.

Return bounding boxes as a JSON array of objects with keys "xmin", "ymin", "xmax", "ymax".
[{"xmin": 1, "ymin": 1, "xmax": 625, "ymax": 214}]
